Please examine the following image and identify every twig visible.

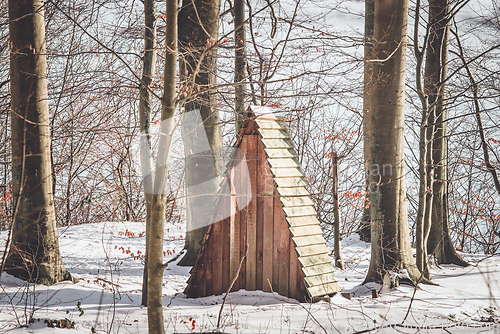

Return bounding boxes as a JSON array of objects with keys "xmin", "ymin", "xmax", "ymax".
[
  {"xmin": 451, "ymin": 24, "xmax": 500, "ymax": 195},
  {"xmin": 216, "ymin": 243, "xmax": 248, "ymax": 330},
  {"xmin": 266, "ymin": 280, "xmax": 328, "ymax": 334},
  {"xmin": 353, "ymin": 321, "xmax": 500, "ymax": 333},
  {"xmin": 367, "ymin": 41, "xmax": 402, "ymax": 63}
]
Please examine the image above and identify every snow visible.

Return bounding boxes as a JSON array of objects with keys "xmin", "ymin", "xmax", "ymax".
[{"xmin": 1, "ymin": 222, "xmax": 499, "ymax": 333}]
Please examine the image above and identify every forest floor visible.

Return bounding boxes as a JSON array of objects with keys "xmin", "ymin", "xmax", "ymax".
[{"xmin": 1, "ymin": 221, "xmax": 499, "ymax": 333}]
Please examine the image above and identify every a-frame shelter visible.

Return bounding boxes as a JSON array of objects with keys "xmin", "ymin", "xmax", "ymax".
[{"xmin": 184, "ymin": 106, "xmax": 340, "ymax": 302}]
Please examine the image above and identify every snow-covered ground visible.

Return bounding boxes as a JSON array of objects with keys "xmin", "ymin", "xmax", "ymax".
[{"xmin": 1, "ymin": 222, "xmax": 499, "ymax": 333}]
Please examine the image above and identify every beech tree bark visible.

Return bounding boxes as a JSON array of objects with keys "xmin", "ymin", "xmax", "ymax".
[
  {"xmin": 422, "ymin": 0, "xmax": 468, "ymax": 267},
  {"xmin": 363, "ymin": 0, "xmax": 423, "ymax": 284},
  {"xmin": 234, "ymin": 0, "xmax": 247, "ymax": 134},
  {"xmin": 413, "ymin": 0, "xmax": 434, "ymax": 280},
  {"xmin": 139, "ymin": 0, "xmax": 157, "ymax": 306},
  {"xmin": 177, "ymin": 0, "xmax": 224, "ymax": 267},
  {"xmin": 3, "ymin": 0, "xmax": 71, "ymax": 284},
  {"xmin": 358, "ymin": 0, "xmax": 374, "ymax": 242}
]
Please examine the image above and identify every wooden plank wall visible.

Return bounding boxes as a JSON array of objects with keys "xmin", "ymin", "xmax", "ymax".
[{"xmin": 185, "ymin": 130, "xmax": 308, "ymax": 301}]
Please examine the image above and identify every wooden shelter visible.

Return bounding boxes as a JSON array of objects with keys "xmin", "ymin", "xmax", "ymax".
[{"xmin": 184, "ymin": 106, "xmax": 340, "ymax": 302}]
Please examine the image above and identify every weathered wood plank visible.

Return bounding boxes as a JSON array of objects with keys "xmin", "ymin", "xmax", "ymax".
[
  {"xmin": 286, "ymin": 216, "xmax": 321, "ymax": 227},
  {"xmin": 196, "ymin": 262, "xmax": 207, "ymax": 297},
  {"xmin": 270, "ymin": 167, "xmax": 303, "ymax": 178},
  {"xmin": 258, "ymin": 128, "xmax": 291, "ymax": 139},
  {"xmin": 229, "ymin": 156, "xmax": 240, "ymax": 292},
  {"xmin": 275, "ymin": 177, "xmax": 308, "ymax": 188},
  {"xmin": 244, "ymin": 118, "xmax": 259, "ymax": 135},
  {"xmin": 304, "ymin": 272, "xmax": 338, "ymax": 288},
  {"xmin": 255, "ymin": 140, "xmax": 267, "ymax": 291},
  {"xmin": 296, "ymin": 267, "xmax": 309, "ymax": 302},
  {"xmin": 255, "ymin": 119, "xmax": 284, "ymax": 130},
  {"xmin": 238, "ymin": 137, "xmax": 248, "ymax": 291},
  {"xmin": 212, "ymin": 221, "xmax": 223, "ymax": 296},
  {"xmin": 205, "ymin": 229, "xmax": 213, "ymax": 296},
  {"xmin": 267, "ymin": 158, "xmax": 298, "ymax": 168},
  {"xmin": 251, "ymin": 106, "xmax": 278, "ymax": 119},
  {"xmin": 277, "ymin": 186, "xmax": 309, "ymax": 197},
  {"xmin": 277, "ymin": 193, "xmax": 290, "ymax": 297},
  {"xmin": 264, "ymin": 148, "xmax": 298, "ymax": 159},
  {"xmin": 272, "ymin": 187, "xmax": 281, "ymax": 293},
  {"xmin": 280, "ymin": 195, "xmax": 314, "ymax": 207},
  {"xmin": 185, "ymin": 239, "xmax": 208, "ymax": 298},
  {"xmin": 259, "ymin": 143, "xmax": 274, "ymax": 293},
  {"xmin": 246, "ymin": 135, "xmax": 258, "ymax": 291},
  {"xmin": 301, "ymin": 263, "xmax": 337, "ymax": 278},
  {"xmin": 221, "ymin": 218, "xmax": 231, "ymax": 293},
  {"xmin": 262, "ymin": 138, "xmax": 295, "ymax": 149},
  {"xmin": 306, "ymin": 282, "xmax": 340, "ymax": 297},
  {"xmin": 292, "ymin": 235, "xmax": 326, "ymax": 247},
  {"xmin": 289, "ymin": 224, "xmax": 324, "ymax": 237},
  {"xmin": 298, "ymin": 253, "xmax": 333, "ymax": 268},
  {"xmin": 283, "ymin": 206, "xmax": 317, "ymax": 218},
  {"xmin": 295, "ymin": 244, "xmax": 330, "ymax": 257},
  {"xmin": 288, "ymin": 238, "xmax": 299, "ymax": 300}
]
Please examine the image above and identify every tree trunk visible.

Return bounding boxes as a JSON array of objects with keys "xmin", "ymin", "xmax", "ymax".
[
  {"xmin": 425, "ymin": 0, "xmax": 468, "ymax": 267},
  {"xmin": 364, "ymin": 0, "xmax": 422, "ymax": 285},
  {"xmin": 4, "ymin": 0, "xmax": 71, "ymax": 285},
  {"xmin": 140, "ymin": 0, "xmax": 157, "ymax": 306},
  {"xmin": 358, "ymin": 0, "xmax": 374, "ymax": 242},
  {"xmin": 332, "ymin": 152, "xmax": 345, "ymax": 270},
  {"xmin": 177, "ymin": 0, "xmax": 224, "ymax": 267},
  {"xmin": 234, "ymin": 0, "xmax": 247, "ymax": 135},
  {"xmin": 413, "ymin": 0, "xmax": 433, "ymax": 279},
  {"xmin": 146, "ymin": 0, "xmax": 177, "ymax": 331}
]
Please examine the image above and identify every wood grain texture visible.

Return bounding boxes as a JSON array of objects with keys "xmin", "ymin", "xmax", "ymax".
[
  {"xmin": 259, "ymin": 141, "xmax": 274, "ymax": 292},
  {"xmin": 289, "ymin": 225, "xmax": 324, "ymax": 237},
  {"xmin": 283, "ymin": 206, "xmax": 317, "ymax": 218},
  {"xmin": 246, "ymin": 135, "xmax": 258, "ymax": 291},
  {"xmin": 298, "ymin": 253, "xmax": 333, "ymax": 268},
  {"xmin": 238, "ymin": 137, "xmax": 248, "ymax": 290},
  {"xmin": 286, "ymin": 216, "xmax": 320, "ymax": 227},
  {"xmin": 262, "ymin": 138, "xmax": 295, "ymax": 149},
  {"xmin": 222, "ymin": 217, "xmax": 231, "ymax": 292},
  {"xmin": 272, "ymin": 187, "xmax": 281, "ymax": 293},
  {"xmin": 275, "ymin": 191, "xmax": 290, "ymax": 297},
  {"xmin": 185, "ymin": 114, "xmax": 341, "ymax": 301},
  {"xmin": 292, "ymin": 235, "xmax": 326, "ymax": 247},
  {"xmin": 212, "ymin": 221, "xmax": 223, "ymax": 296}
]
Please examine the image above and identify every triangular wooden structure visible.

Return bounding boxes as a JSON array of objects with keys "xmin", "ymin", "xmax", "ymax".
[{"xmin": 184, "ymin": 106, "xmax": 340, "ymax": 302}]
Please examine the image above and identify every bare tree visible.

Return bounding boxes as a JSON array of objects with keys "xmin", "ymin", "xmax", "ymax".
[
  {"xmin": 3, "ymin": 0, "xmax": 71, "ymax": 284},
  {"xmin": 234, "ymin": 0, "xmax": 247, "ymax": 134},
  {"xmin": 413, "ymin": 0, "xmax": 435, "ymax": 280},
  {"xmin": 424, "ymin": 0, "xmax": 468, "ymax": 267},
  {"xmin": 364, "ymin": 0, "xmax": 423, "ymax": 284},
  {"xmin": 139, "ymin": 0, "xmax": 157, "ymax": 306},
  {"xmin": 146, "ymin": 0, "xmax": 177, "ymax": 331},
  {"xmin": 177, "ymin": 0, "xmax": 224, "ymax": 267},
  {"xmin": 358, "ymin": 0, "xmax": 374, "ymax": 242}
]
